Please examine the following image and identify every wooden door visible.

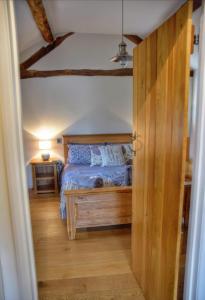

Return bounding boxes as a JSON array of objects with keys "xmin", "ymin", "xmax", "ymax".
[{"xmin": 132, "ymin": 1, "xmax": 192, "ymax": 300}]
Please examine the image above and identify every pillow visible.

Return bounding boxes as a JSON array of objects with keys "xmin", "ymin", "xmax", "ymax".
[
  {"xmin": 90, "ymin": 145, "xmax": 102, "ymax": 166},
  {"xmin": 122, "ymin": 144, "xmax": 133, "ymax": 164},
  {"xmin": 68, "ymin": 144, "xmax": 91, "ymax": 165},
  {"xmin": 99, "ymin": 144, "xmax": 125, "ymax": 166}
]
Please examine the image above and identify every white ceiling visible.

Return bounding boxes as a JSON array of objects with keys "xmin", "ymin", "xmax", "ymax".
[{"xmin": 15, "ymin": 0, "xmax": 186, "ymax": 53}]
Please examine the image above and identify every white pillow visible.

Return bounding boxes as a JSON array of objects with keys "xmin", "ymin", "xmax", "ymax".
[
  {"xmin": 90, "ymin": 145, "xmax": 102, "ymax": 166},
  {"xmin": 99, "ymin": 144, "xmax": 125, "ymax": 166},
  {"xmin": 122, "ymin": 144, "xmax": 133, "ymax": 162}
]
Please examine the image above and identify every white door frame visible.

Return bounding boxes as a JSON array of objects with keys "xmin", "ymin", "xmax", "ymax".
[
  {"xmin": 184, "ymin": 1, "xmax": 205, "ymax": 300},
  {"xmin": 0, "ymin": 1, "xmax": 37, "ymax": 299}
]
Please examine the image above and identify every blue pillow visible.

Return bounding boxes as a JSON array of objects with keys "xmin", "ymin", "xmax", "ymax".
[{"xmin": 68, "ymin": 144, "xmax": 91, "ymax": 165}]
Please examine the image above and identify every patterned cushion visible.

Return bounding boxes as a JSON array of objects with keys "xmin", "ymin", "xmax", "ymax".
[
  {"xmin": 68, "ymin": 144, "xmax": 91, "ymax": 165},
  {"xmin": 90, "ymin": 145, "xmax": 102, "ymax": 166},
  {"xmin": 122, "ymin": 144, "xmax": 133, "ymax": 164},
  {"xmin": 99, "ymin": 144, "xmax": 125, "ymax": 166}
]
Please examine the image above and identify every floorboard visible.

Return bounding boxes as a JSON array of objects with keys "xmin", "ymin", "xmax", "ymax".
[{"xmin": 30, "ymin": 193, "xmax": 144, "ymax": 300}]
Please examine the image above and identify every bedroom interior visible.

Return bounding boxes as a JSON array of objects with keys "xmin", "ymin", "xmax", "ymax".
[{"xmin": 13, "ymin": 0, "xmax": 201, "ymax": 299}]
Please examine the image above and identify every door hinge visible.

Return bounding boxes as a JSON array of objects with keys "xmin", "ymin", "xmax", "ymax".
[
  {"xmin": 131, "ymin": 149, "xmax": 136, "ymax": 156},
  {"xmin": 181, "ymin": 217, "xmax": 185, "ymax": 233},
  {"xmin": 194, "ymin": 34, "xmax": 199, "ymax": 45},
  {"xmin": 132, "ymin": 132, "xmax": 140, "ymax": 141},
  {"xmin": 132, "ymin": 132, "xmax": 137, "ymax": 141}
]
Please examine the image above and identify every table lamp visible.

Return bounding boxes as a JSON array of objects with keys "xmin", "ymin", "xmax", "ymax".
[{"xmin": 39, "ymin": 140, "xmax": 51, "ymax": 161}]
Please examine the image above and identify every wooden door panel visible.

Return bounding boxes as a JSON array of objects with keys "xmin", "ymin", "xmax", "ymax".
[{"xmin": 132, "ymin": 1, "xmax": 192, "ymax": 300}]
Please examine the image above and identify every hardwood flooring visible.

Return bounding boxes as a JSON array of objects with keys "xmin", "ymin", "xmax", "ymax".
[{"xmin": 30, "ymin": 193, "xmax": 144, "ymax": 300}]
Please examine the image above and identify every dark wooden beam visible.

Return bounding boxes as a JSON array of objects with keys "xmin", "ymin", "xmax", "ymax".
[
  {"xmin": 124, "ymin": 34, "xmax": 143, "ymax": 45},
  {"xmin": 27, "ymin": 0, "xmax": 54, "ymax": 43},
  {"xmin": 20, "ymin": 32, "xmax": 74, "ymax": 70},
  {"xmin": 21, "ymin": 68, "xmax": 133, "ymax": 79},
  {"xmin": 21, "ymin": 68, "xmax": 193, "ymax": 79},
  {"xmin": 193, "ymin": 0, "xmax": 202, "ymax": 11}
]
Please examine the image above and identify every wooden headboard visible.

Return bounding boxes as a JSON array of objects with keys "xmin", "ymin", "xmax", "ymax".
[{"xmin": 62, "ymin": 133, "xmax": 132, "ymax": 163}]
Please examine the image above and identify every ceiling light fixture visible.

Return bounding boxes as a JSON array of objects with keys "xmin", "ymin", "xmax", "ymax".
[{"xmin": 111, "ymin": 0, "xmax": 132, "ymax": 68}]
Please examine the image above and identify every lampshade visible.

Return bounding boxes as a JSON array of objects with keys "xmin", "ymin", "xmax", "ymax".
[
  {"xmin": 110, "ymin": 41, "xmax": 132, "ymax": 67},
  {"xmin": 39, "ymin": 140, "xmax": 51, "ymax": 150},
  {"xmin": 110, "ymin": 0, "xmax": 132, "ymax": 67}
]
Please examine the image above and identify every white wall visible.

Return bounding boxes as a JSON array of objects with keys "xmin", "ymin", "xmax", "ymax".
[{"xmin": 20, "ymin": 33, "xmax": 133, "ymax": 187}]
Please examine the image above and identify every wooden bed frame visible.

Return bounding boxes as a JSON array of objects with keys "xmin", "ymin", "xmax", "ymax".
[{"xmin": 62, "ymin": 133, "xmax": 132, "ymax": 240}]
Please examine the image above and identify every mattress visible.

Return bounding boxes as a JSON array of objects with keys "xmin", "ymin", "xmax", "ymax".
[{"xmin": 60, "ymin": 164, "xmax": 131, "ymax": 219}]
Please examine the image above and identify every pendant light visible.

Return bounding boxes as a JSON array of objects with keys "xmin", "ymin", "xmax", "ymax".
[{"xmin": 111, "ymin": 0, "xmax": 132, "ymax": 68}]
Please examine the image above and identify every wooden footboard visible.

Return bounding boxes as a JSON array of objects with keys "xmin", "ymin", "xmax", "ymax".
[{"xmin": 64, "ymin": 186, "xmax": 132, "ymax": 240}]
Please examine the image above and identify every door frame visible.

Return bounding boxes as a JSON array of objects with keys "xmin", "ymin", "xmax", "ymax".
[
  {"xmin": 1, "ymin": 0, "xmax": 205, "ymax": 299},
  {"xmin": 0, "ymin": 1, "xmax": 37, "ymax": 299}
]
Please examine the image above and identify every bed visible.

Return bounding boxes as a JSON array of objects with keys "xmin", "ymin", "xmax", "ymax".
[{"xmin": 61, "ymin": 134, "xmax": 132, "ymax": 240}]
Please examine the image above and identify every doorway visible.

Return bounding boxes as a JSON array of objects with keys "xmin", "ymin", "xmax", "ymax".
[{"xmin": 0, "ymin": 0, "xmax": 200, "ymax": 300}]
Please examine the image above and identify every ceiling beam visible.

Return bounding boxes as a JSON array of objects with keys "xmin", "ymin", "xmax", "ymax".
[
  {"xmin": 27, "ymin": 0, "xmax": 54, "ymax": 43},
  {"xmin": 124, "ymin": 35, "xmax": 143, "ymax": 45},
  {"xmin": 193, "ymin": 0, "xmax": 202, "ymax": 11},
  {"xmin": 21, "ymin": 68, "xmax": 194, "ymax": 79},
  {"xmin": 20, "ymin": 32, "xmax": 74, "ymax": 70},
  {"xmin": 21, "ymin": 68, "xmax": 133, "ymax": 79}
]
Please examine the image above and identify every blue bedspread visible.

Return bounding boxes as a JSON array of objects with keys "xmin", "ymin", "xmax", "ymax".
[{"xmin": 60, "ymin": 164, "xmax": 131, "ymax": 219}]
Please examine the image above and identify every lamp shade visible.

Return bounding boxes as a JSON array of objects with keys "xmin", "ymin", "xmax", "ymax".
[
  {"xmin": 110, "ymin": 41, "xmax": 132, "ymax": 67},
  {"xmin": 39, "ymin": 140, "xmax": 51, "ymax": 150}
]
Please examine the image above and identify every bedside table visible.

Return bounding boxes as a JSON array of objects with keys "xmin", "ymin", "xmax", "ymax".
[{"xmin": 30, "ymin": 158, "xmax": 58, "ymax": 194}]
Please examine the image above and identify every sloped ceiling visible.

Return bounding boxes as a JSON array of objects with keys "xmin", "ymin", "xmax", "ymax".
[{"xmin": 15, "ymin": 0, "xmax": 186, "ymax": 53}]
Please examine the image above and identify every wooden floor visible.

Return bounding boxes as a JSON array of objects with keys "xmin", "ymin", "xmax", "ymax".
[{"xmin": 30, "ymin": 193, "xmax": 144, "ymax": 300}]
